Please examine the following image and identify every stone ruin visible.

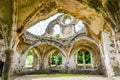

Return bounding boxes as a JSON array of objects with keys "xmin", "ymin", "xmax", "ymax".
[
  {"xmin": 0, "ymin": 13, "xmax": 120, "ymax": 77},
  {"xmin": 0, "ymin": 1, "xmax": 119, "ymax": 80}
]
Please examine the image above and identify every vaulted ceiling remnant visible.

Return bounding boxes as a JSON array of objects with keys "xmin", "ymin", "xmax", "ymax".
[
  {"xmin": 17, "ymin": 0, "xmax": 59, "ymax": 36},
  {"xmin": 0, "ymin": 0, "xmax": 105, "ymax": 38},
  {"xmin": 0, "ymin": 0, "xmax": 120, "ymax": 36}
]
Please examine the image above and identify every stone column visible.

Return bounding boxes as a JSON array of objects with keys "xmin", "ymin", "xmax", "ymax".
[
  {"xmin": 68, "ymin": 54, "xmax": 76, "ymax": 70},
  {"xmin": 81, "ymin": 51, "xmax": 86, "ymax": 68},
  {"xmin": 62, "ymin": 55, "xmax": 68, "ymax": 71},
  {"xmin": 33, "ymin": 55, "xmax": 39, "ymax": 70},
  {"xmin": 11, "ymin": 52, "xmax": 25, "ymax": 75},
  {"xmin": 102, "ymin": 30, "xmax": 116, "ymax": 77}
]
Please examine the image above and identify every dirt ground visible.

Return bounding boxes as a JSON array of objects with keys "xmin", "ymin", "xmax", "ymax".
[{"xmin": 11, "ymin": 75, "xmax": 120, "ymax": 80}]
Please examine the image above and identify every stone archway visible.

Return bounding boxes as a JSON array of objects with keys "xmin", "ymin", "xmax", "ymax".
[
  {"xmin": 19, "ymin": 42, "xmax": 67, "ymax": 74},
  {"xmin": 68, "ymin": 37, "xmax": 104, "ymax": 74},
  {"xmin": 0, "ymin": 1, "xmax": 120, "ymax": 80}
]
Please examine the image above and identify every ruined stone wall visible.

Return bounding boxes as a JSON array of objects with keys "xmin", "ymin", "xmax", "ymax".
[
  {"xmin": 101, "ymin": 25, "xmax": 120, "ymax": 76},
  {"xmin": 0, "ymin": 10, "xmax": 119, "ymax": 76},
  {"xmin": 43, "ymin": 14, "xmax": 78, "ymax": 38},
  {"xmin": 11, "ymin": 22, "xmax": 119, "ymax": 77},
  {"xmin": 12, "ymin": 29, "xmax": 104, "ymax": 75},
  {"xmin": 0, "ymin": 27, "xmax": 120, "ymax": 76}
]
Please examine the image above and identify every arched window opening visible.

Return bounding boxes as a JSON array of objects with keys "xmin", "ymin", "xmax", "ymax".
[
  {"xmin": 25, "ymin": 50, "xmax": 34, "ymax": 68},
  {"xmin": 85, "ymin": 51, "xmax": 91, "ymax": 64},
  {"xmin": 77, "ymin": 51, "xmax": 83, "ymax": 65},
  {"xmin": 50, "ymin": 52, "xmax": 62, "ymax": 67},
  {"xmin": 75, "ymin": 20, "xmax": 84, "ymax": 32},
  {"xmin": 77, "ymin": 50, "xmax": 91, "ymax": 68},
  {"xmin": 53, "ymin": 24, "xmax": 61, "ymax": 38}
]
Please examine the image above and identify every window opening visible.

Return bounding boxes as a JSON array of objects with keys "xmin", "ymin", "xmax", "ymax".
[
  {"xmin": 25, "ymin": 50, "xmax": 34, "ymax": 68},
  {"xmin": 77, "ymin": 50, "xmax": 91, "ymax": 68},
  {"xmin": 51, "ymin": 52, "xmax": 62, "ymax": 67},
  {"xmin": 77, "ymin": 51, "xmax": 83, "ymax": 66},
  {"xmin": 53, "ymin": 24, "xmax": 61, "ymax": 38}
]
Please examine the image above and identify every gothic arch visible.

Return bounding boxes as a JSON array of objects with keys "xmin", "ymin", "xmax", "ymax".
[
  {"xmin": 69, "ymin": 36, "xmax": 99, "ymax": 55},
  {"xmin": 22, "ymin": 42, "xmax": 66, "ymax": 59},
  {"xmin": 68, "ymin": 37, "xmax": 104, "ymax": 74}
]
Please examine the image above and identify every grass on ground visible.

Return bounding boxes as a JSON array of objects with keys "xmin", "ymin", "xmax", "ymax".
[{"xmin": 38, "ymin": 74, "xmax": 89, "ymax": 77}]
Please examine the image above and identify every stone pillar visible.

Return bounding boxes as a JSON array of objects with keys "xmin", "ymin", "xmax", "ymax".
[
  {"xmin": 43, "ymin": 57, "xmax": 49, "ymax": 70},
  {"xmin": 112, "ymin": 31, "xmax": 120, "ymax": 75},
  {"xmin": 33, "ymin": 55, "xmax": 39, "ymax": 70},
  {"xmin": 117, "ymin": 40, "xmax": 120, "ymax": 64},
  {"xmin": 68, "ymin": 54, "xmax": 76, "ymax": 70},
  {"xmin": 102, "ymin": 30, "xmax": 116, "ymax": 77},
  {"xmin": 11, "ymin": 52, "xmax": 25, "ymax": 75},
  {"xmin": 81, "ymin": 51, "xmax": 86, "ymax": 68},
  {"xmin": 62, "ymin": 56, "xmax": 68, "ymax": 70}
]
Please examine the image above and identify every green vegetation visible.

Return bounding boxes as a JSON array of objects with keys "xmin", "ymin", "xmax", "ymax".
[
  {"xmin": 77, "ymin": 51, "xmax": 91, "ymax": 65},
  {"xmin": 85, "ymin": 51, "xmax": 91, "ymax": 64},
  {"xmin": 25, "ymin": 50, "xmax": 34, "ymax": 68},
  {"xmin": 51, "ymin": 52, "xmax": 62, "ymax": 66},
  {"xmin": 53, "ymin": 34, "xmax": 60, "ymax": 38},
  {"xmin": 51, "ymin": 53, "xmax": 56, "ymax": 65},
  {"xmin": 77, "ymin": 51, "xmax": 83, "ymax": 64},
  {"xmin": 38, "ymin": 73, "xmax": 89, "ymax": 77}
]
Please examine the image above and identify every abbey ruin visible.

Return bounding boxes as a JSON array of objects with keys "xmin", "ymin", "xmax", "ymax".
[{"xmin": 0, "ymin": 0, "xmax": 120, "ymax": 80}]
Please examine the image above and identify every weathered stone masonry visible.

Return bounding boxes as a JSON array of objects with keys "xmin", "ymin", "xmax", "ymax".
[{"xmin": 0, "ymin": 14, "xmax": 119, "ymax": 77}]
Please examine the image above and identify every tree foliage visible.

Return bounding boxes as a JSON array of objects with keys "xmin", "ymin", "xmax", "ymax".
[
  {"xmin": 26, "ymin": 50, "xmax": 34, "ymax": 57},
  {"xmin": 77, "ymin": 51, "xmax": 83, "ymax": 64},
  {"xmin": 51, "ymin": 52, "xmax": 62, "ymax": 66},
  {"xmin": 25, "ymin": 50, "xmax": 34, "ymax": 67},
  {"xmin": 85, "ymin": 51, "xmax": 91, "ymax": 64},
  {"xmin": 77, "ymin": 51, "xmax": 91, "ymax": 64}
]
